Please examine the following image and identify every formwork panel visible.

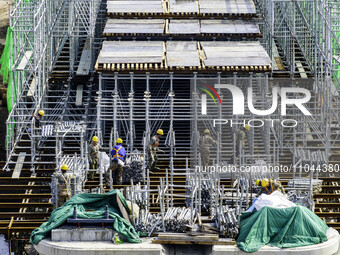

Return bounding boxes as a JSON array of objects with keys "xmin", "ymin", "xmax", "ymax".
[
  {"xmin": 200, "ymin": 19, "xmax": 259, "ymax": 34},
  {"xmin": 97, "ymin": 41, "xmax": 164, "ymax": 64},
  {"xmin": 199, "ymin": 0, "xmax": 256, "ymax": 15},
  {"xmin": 200, "ymin": 41, "xmax": 271, "ymax": 67},
  {"xmin": 104, "ymin": 19, "xmax": 165, "ymax": 34},
  {"xmin": 168, "ymin": 20, "xmax": 200, "ymax": 34},
  {"xmin": 107, "ymin": 0, "xmax": 164, "ymax": 14},
  {"xmin": 166, "ymin": 41, "xmax": 200, "ymax": 66},
  {"xmin": 169, "ymin": 0, "xmax": 198, "ymax": 13}
]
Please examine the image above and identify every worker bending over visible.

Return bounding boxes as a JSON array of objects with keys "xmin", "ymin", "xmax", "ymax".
[
  {"xmin": 106, "ymin": 138, "xmax": 126, "ymax": 185},
  {"xmin": 256, "ymin": 178, "xmax": 285, "ymax": 196},
  {"xmin": 199, "ymin": 129, "xmax": 217, "ymax": 168},
  {"xmin": 147, "ymin": 129, "xmax": 164, "ymax": 173}
]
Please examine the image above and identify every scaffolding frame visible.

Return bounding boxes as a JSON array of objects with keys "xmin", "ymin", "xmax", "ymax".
[{"xmin": 4, "ymin": 0, "xmax": 100, "ymax": 171}]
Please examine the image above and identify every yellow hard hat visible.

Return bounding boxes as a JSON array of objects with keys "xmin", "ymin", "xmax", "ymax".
[
  {"xmin": 61, "ymin": 164, "xmax": 68, "ymax": 171},
  {"xmin": 244, "ymin": 125, "xmax": 250, "ymax": 131},
  {"xmin": 157, "ymin": 129, "xmax": 164, "ymax": 135},
  {"xmin": 92, "ymin": 136, "xmax": 99, "ymax": 142},
  {"xmin": 261, "ymin": 178, "xmax": 269, "ymax": 187},
  {"xmin": 204, "ymin": 129, "xmax": 210, "ymax": 134},
  {"xmin": 256, "ymin": 179, "xmax": 261, "ymax": 186},
  {"xmin": 38, "ymin": 110, "xmax": 45, "ymax": 116},
  {"xmin": 116, "ymin": 138, "xmax": 123, "ymax": 144}
]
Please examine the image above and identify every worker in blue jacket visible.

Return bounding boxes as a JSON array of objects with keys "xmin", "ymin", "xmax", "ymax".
[{"xmin": 106, "ymin": 138, "xmax": 126, "ymax": 185}]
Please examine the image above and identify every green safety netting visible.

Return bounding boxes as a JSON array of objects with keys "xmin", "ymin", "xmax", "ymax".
[
  {"xmin": 334, "ymin": 29, "xmax": 340, "ymax": 89},
  {"xmin": 236, "ymin": 205, "xmax": 329, "ymax": 253},
  {"xmin": 0, "ymin": 27, "xmax": 12, "ymax": 86},
  {"xmin": 30, "ymin": 189, "xmax": 142, "ymax": 245}
]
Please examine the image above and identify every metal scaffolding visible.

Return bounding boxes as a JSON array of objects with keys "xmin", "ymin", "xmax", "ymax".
[{"xmin": 4, "ymin": 0, "xmax": 100, "ymax": 170}]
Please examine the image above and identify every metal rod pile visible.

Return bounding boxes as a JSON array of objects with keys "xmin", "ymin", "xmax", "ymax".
[
  {"xmin": 163, "ymin": 207, "xmax": 195, "ymax": 232},
  {"xmin": 41, "ymin": 124, "xmax": 54, "ymax": 137},
  {"xmin": 134, "ymin": 209, "xmax": 161, "ymax": 234},
  {"xmin": 134, "ymin": 207, "xmax": 196, "ymax": 235},
  {"xmin": 213, "ymin": 205, "xmax": 238, "ymax": 238},
  {"xmin": 286, "ymin": 190, "xmax": 314, "ymax": 208},
  {"xmin": 125, "ymin": 184, "xmax": 148, "ymax": 209},
  {"xmin": 122, "ymin": 160, "xmax": 143, "ymax": 183},
  {"xmin": 56, "ymin": 121, "xmax": 83, "ymax": 133},
  {"xmin": 288, "ymin": 178, "xmax": 323, "ymax": 193}
]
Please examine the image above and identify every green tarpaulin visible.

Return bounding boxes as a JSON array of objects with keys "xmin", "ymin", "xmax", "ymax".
[
  {"xmin": 237, "ymin": 205, "xmax": 329, "ymax": 253},
  {"xmin": 30, "ymin": 190, "xmax": 141, "ymax": 245}
]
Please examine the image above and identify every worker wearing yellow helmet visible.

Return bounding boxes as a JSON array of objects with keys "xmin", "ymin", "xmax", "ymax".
[
  {"xmin": 107, "ymin": 138, "xmax": 126, "ymax": 185},
  {"xmin": 147, "ymin": 129, "xmax": 164, "ymax": 173},
  {"xmin": 88, "ymin": 135, "xmax": 102, "ymax": 180},
  {"xmin": 232, "ymin": 124, "xmax": 251, "ymax": 163},
  {"xmin": 34, "ymin": 109, "xmax": 45, "ymax": 128},
  {"xmin": 256, "ymin": 178, "xmax": 285, "ymax": 196},
  {"xmin": 57, "ymin": 164, "xmax": 71, "ymax": 207},
  {"xmin": 199, "ymin": 129, "xmax": 217, "ymax": 168}
]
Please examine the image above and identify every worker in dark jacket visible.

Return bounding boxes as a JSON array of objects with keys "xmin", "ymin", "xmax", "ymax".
[
  {"xmin": 147, "ymin": 129, "xmax": 164, "ymax": 173},
  {"xmin": 88, "ymin": 136, "xmax": 103, "ymax": 180},
  {"xmin": 34, "ymin": 109, "xmax": 44, "ymax": 128},
  {"xmin": 199, "ymin": 129, "xmax": 217, "ymax": 168},
  {"xmin": 235, "ymin": 125, "xmax": 250, "ymax": 158}
]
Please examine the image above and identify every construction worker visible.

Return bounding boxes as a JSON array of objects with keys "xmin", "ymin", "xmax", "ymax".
[
  {"xmin": 34, "ymin": 109, "xmax": 44, "ymax": 128},
  {"xmin": 57, "ymin": 164, "xmax": 72, "ymax": 207},
  {"xmin": 233, "ymin": 124, "xmax": 250, "ymax": 163},
  {"xmin": 199, "ymin": 129, "xmax": 217, "ymax": 168},
  {"xmin": 106, "ymin": 138, "xmax": 126, "ymax": 185},
  {"xmin": 147, "ymin": 129, "xmax": 164, "ymax": 173},
  {"xmin": 256, "ymin": 178, "xmax": 285, "ymax": 196},
  {"xmin": 88, "ymin": 136, "xmax": 102, "ymax": 180}
]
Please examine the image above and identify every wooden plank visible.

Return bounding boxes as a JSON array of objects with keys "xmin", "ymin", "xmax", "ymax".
[
  {"xmin": 27, "ymin": 77, "xmax": 36, "ymax": 97},
  {"xmin": 76, "ymin": 39, "xmax": 92, "ymax": 76},
  {"xmin": 152, "ymin": 237, "xmax": 235, "ymax": 245},
  {"xmin": 116, "ymin": 193, "xmax": 131, "ymax": 224},
  {"xmin": 75, "ymin": 85, "xmax": 83, "ymax": 106},
  {"xmin": 12, "ymin": 152, "xmax": 26, "ymax": 179},
  {"xmin": 296, "ymin": 61, "xmax": 308, "ymax": 78},
  {"xmin": 17, "ymin": 51, "xmax": 33, "ymax": 71},
  {"xmin": 158, "ymin": 232, "xmax": 219, "ymax": 241}
]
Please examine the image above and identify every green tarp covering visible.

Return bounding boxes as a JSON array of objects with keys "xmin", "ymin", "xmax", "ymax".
[
  {"xmin": 31, "ymin": 190, "xmax": 141, "ymax": 245},
  {"xmin": 237, "ymin": 206, "xmax": 329, "ymax": 253}
]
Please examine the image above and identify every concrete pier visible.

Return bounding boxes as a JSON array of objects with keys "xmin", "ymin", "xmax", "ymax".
[{"xmin": 34, "ymin": 235, "xmax": 340, "ymax": 255}]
